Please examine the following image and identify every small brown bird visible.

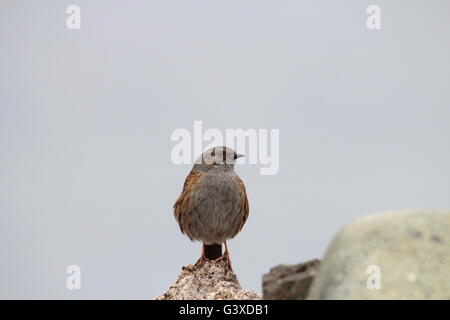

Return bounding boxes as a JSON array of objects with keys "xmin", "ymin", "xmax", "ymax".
[{"xmin": 174, "ymin": 146, "xmax": 249, "ymax": 268}]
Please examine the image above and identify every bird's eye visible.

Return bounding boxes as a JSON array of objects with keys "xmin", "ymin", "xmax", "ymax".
[
  {"xmin": 210, "ymin": 148, "xmax": 215, "ymax": 157},
  {"xmin": 233, "ymin": 153, "xmax": 238, "ymax": 159}
]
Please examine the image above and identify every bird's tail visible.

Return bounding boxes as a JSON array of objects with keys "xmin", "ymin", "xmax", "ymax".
[{"xmin": 203, "ymin": 243, "xmax": 222, "ymax": 260}]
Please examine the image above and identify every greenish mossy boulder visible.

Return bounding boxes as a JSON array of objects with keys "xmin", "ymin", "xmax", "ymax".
[{"xmin": 308, "ymin": 210, "xmax": 450, "ymax": 300}]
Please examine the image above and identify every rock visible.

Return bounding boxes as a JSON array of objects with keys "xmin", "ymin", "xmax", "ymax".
[
  {"xmin": 308, "ymin": 210, "xmax": 450, "ymax": 300},
  {"xmin": 263, "ymin": 259, "xmax": 320, "ymax": 300},
  {"xmin": 156, "ymin": 256, "xmax": 261, "ymax": 300}
]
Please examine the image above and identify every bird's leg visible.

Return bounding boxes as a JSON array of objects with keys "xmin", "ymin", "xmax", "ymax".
[
  {"xmin": 195, "ymin": 243, "xmax": 208, "ymax": 268},
  {"xmin": 223, "ymin": 241, "xmax": 232, "ymax": 270}
]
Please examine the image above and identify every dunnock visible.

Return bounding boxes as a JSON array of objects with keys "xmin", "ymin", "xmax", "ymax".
[{"xmin": 173, "ymin": 146, "xmax": 249, "ymax": 269}]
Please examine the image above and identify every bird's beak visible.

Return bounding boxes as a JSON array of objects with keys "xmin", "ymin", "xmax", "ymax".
[{"xmin": 235, "ymin": 153, "xmax": 245, "ymax": 159}]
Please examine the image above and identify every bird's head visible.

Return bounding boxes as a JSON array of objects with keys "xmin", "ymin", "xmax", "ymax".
[{"xmin": 194, "ymin": 146, "xmax": 244, "ymax": 171}]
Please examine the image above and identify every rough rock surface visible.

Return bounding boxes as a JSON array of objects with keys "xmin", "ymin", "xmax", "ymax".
[
  {"xmin": 263, "ymin": 259, "xmax": 320, "ymax": 300},
  {"xmin": 156, "ymin": 256, "xmax": 261, "ymax": 300},
  {"xmin": 308, "ymin": 210, "xmax": 450, "ymax": 299}
]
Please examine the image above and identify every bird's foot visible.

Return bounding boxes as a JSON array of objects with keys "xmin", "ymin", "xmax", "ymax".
[
  {"xmin": 194, "ymin": 255, "xmax": 208, "ymax": 269},
  {"xmin": 223, "ymin": 252, "xmax": 233, "ymax": 272}
]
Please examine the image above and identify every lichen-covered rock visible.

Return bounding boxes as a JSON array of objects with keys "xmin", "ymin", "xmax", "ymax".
[
  {"xmin": 156, "ymin": 256, "xmax": 261, "ymax": 300},
  {"xmin": 263, "ymin": 260, "xmax": 320, "ymax": 300},
  {"xmin": 308, "ymin": 210, "xmax": 450, "ymax": 300}
]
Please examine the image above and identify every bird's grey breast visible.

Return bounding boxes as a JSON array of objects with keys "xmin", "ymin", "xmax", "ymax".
[
  {"xmin": 189, "ymin": 170, "xmax": 243, "ymax": 244},
  {"xmin": 192, "ymin": 171, "xmax": 241, "ymax": 214}
]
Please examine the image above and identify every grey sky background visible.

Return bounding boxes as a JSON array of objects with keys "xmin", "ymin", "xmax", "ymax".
[{"xmin": 1, "ymin": 1, "xmax": 449, "ymax": 299}]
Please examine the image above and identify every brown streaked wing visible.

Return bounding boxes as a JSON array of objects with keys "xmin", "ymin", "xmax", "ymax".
[
  {"xmin": 173, "ymin": 170, "xmax": 202, "ymax": 234},
  {"xmin": 236, "ymin": 175, "xmax": 249, "ymax": 232}
]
